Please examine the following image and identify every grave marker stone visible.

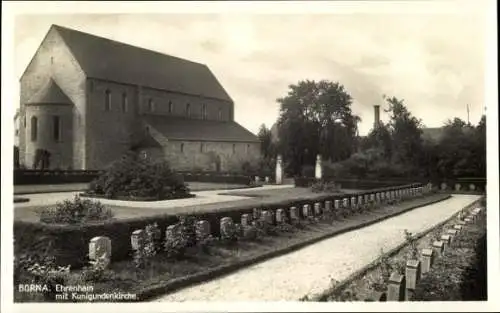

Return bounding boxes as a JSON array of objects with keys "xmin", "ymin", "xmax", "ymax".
[
  {"xmin": 220, "ymin": 217, "xmax": 235, "ymax": 237},
  {"xmin": 261, "ymin": 210, "xmax": 273, "ymax": 225},
  {"xmin": 89, "ymin": 236, "xmax": 111, "ymax": 268},
  {"xmin": 131, "ymin": 230, "xmax": 145, "ymax": 251},
  {"xmin": 387, "ymin": 273, "xmax": 405, "ymax": 301},
  {"xmin": 241, "ymin": 214, "xmax": 250, "ymax": 227},
  {"xmin": 440, "ymin": 182, "xmax": 447, "ymax": 190},
  {"xmin": 421, "ymin": 248, "xmax": 433, "ymax": 274},
  {"xmin": 441, "ymin": 234, "xmax": 451, "ymax": 246},
  {"xmin": 432, "ymin": 241, "xmax": 444, "ymax": 256},
  {"xmin": 314, "ymin": 202, "xmax": 322, "ymax": 216},
  {"xmin": 290, "ymin": 206, "xmax": 299, "ymax": 223},
  {"xmin": 195, "ymin": 220, "xmax": 211, "ymax": 240},
  {"xmin": 276, "ymin": 209, "xmax": 285, "ymax": 224},
  {"xmin": 405, "ymin": 260, "xmax": 421, "ymax": 300}
]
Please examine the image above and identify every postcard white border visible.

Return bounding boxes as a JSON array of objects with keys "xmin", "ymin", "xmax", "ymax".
[{"xmin": 2, "ymin": 1, "xmax": 498, "ymax": 312}]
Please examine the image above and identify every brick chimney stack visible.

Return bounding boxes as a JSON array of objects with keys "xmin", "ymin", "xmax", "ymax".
[{"xmin": 374, "ymin": 105, "xmax": 381, "ymax": 128}]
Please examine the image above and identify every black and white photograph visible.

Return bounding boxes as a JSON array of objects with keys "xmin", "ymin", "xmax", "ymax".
[{"xmin": 2, "ymin": 0, "xmax": 498, "ymax": 312}]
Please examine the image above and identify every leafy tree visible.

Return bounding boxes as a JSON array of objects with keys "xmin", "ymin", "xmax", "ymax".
[
  {"xmin": 361, "ymin": 122, "xmax": 393, "ymax": 158},
  {"xmin": 257, "ymin": 124, "xmax": 275, "ymax": 159},
  {"xmin": 435, "ymin": 116, "xmax": 485, "ymax": 178},
  {"xmin": 276, "ymin": 80, "xmax": 360, "ymax": 175},
  {"xmin": 383, "ymin": 95, "xmax": 423, "ymax": 173}
]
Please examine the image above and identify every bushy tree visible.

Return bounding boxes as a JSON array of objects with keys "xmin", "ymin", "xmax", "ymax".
[
  {"xmin": 384, "ymin": 95, "xmax": 423, "ymax": 170},
  {"xmin": 434, "ymin": 116, "xmax": 486, "ymax": 178},
  {"xmin": 257, "ymin": 124, "xmax": 276, "ymax": 160},
  {"xmin": 361, "ymin": 122, "xmax": 393, "ymax": 158},
  {"xmin": 89, "ymin": 151, "xmax": 190, "ymax": 200},
  {"xmin": 276, "ymin": 80, "xmax": 360, "ymax": 175}
]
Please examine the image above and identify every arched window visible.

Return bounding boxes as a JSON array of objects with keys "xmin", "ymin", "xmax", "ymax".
[
  {"xmin": 186, "ymin": 103, "xmax": 191, "ymax": 116},
  {"xmin": 201, "ymin": 104, "xmax": 207, "ymax": 120},
  {"xmin": 218, "ymin": 108, "xmax": 223, "ymax": 121},
  {"xmin": 168, "ymin": 101, "xmax": 174, "ymax": 114},
  {"xmin": 122, "ymin": 93, "xmax": 128, "ymax": 112},
  {"xmin": 246, "ymin": 144, "xmax": 250, "ymax": 153},
  {"xmin": 232, "ymin": 143, "xmax": 236, "ymax": 154},
  {"xmin": 53, "ymin": 115, "xmax": 61, "ymax": 141},
  {"xmin": 180, "ymin": 143, "xmax": 184, "ymax": 153},
  {"xmin": 31, "ymin": 116, "xmax": 38, "ymax": 142},
  {"xmin": 104, "ymin": 89, "xmax": 111, "ymax": 111},
  {"xmin": 148, "ymin": 98, "xmax": 155, "ymax": 112},
  {"xmin": 200, "ymin": 143, "xmax": 204, "ymax": 153}
]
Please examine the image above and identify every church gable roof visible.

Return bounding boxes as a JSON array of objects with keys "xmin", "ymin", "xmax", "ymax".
[
  {"xmin": 51, "ymin": 25, "xmax": 233, "ymax": 103},
  {"xmin": 26, "ymin": 78, "xmax": 73, "ymax": 105},
  {"xmin": 143, "ymin": 116, "xmax": 260, "ymax": 143}
]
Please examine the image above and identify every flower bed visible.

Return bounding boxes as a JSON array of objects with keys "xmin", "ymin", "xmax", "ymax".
[
  {"xmin": 14, "ymin": 197, "xmax": 30, "ymax": 203},
  {"xmin": 14, "ymin": 169, "xmax": 102, "ymax": 185},
  {"xmin": 79, "ymin": 192, "xmax": 196, "ymax": 202}
]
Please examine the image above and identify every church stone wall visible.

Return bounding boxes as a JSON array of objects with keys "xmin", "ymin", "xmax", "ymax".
[{"xmin": 19, "ymin": 27, "xmax": 87, "ymax": 169}]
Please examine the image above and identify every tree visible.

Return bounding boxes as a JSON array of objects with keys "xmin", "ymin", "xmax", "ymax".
[
  {"xmin": 384, "ymin": 95, "xmax": 423, "ymax": 173},
  {"xmin": 276, "ymin": 80, "xmax": 360, "ymax": 175},
  {"xmin": 435, "ymin": 115, "xmax": 486, "ymax": 178},
  {"xmin": 361, "ymin": 122, "xmax": 393, "ymax": 158},
  {"xmin": 257, "ymin": 124, "xmax": 275, "ymax": 159}
]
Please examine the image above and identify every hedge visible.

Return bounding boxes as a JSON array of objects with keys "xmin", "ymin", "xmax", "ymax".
[
  {"xmin": 14, "ymin": 169, "xmax": 254, "ymax": 186},
  {"xmin": 180, "ymin": 173, "xmax": 252, "ymax": 185},
  {"xmin": 14, "ymin": 183, "xmax": 423, "ymax": 269},
  {"xmin": 14, "ymin": 170, "xmax": 102, "ymax": 185},
  {"xmin": 295, "ymin": 177, "xmax": 486, "ymax": 191},
  {"xmin": 295, "ymin": 177, "xmax": 422, "ymax": 190}
]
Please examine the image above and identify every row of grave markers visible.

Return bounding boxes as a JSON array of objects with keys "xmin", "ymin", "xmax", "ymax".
[
  {"xmin": 88, "ymin": 185, "xmax": 431, "ymax": 268},
  {"xmin": 439, "ymin": 182, "xmax": 485, "ymax": 192},
  {"xmin": 369, "ymin": 205, "xmax": 485, "ymax": 302}
]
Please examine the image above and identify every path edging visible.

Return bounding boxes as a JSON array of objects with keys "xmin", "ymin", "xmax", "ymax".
[
  {"xmin": 140, "ymin": 194, "xmax": 451, "ymax": 301},
  {"xmin": 305, "ymin": 195, "xmax": 484, "ymax": 302}
]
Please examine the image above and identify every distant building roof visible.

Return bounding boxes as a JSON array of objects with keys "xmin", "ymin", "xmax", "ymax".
[
  {"xmin": 49, "ymin": 25, "xmax": 232, "ymax": 103},
  {"xmin": 26, "ymin": 78, "xmax": 73, "ymax": 105},
  {"xmin": 144, "ymin": 116, "xmax": 260, "ymax": 143}
]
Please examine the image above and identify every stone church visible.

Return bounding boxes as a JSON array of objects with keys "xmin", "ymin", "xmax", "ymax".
[{"xmin": 18, "ymin": 25, "xmax": 261, "ymax": 171}]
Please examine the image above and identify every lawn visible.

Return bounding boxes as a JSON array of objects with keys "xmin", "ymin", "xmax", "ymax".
[
  {"xmin": 14, "ymin": 187, "xmax": 361, "ymax": 223},
  {"xmin": 218, "ymin": 187, "xmax": 362, "ymax": 199},
  {"xmin": 14, "ymin": 181, "xmax": 250, "ymax": 195}
]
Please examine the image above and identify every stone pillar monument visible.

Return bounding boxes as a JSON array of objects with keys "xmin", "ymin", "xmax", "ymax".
[
  {"xmin": 275, "ymin": 154, "xmax": 283, "ymax": 184},
  {"xmin": 315, "ymin": 154, "xmax": 322, "ymax": 180}
]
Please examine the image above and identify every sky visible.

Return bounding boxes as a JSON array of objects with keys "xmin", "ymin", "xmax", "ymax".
[{"xmin": 12, "ymin": 2, "xmax": 489, "ymax": 136}]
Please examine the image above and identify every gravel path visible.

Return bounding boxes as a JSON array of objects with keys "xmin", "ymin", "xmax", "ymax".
[{"xmin": 155, "ymin": 194, "xmax": 480, "ymax": 302}]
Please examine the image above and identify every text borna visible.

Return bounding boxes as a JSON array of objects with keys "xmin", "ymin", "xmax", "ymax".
[{"xmin": 18, "ymin": 284, "xmax": 94, "ymax": 293}]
